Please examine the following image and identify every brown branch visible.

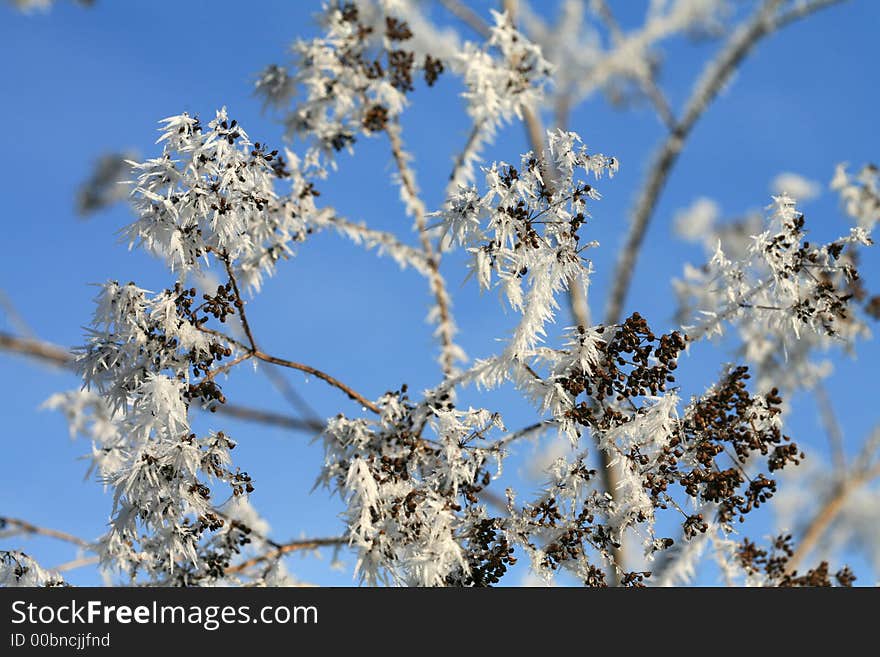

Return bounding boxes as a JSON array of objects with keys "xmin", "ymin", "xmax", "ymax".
[
  {"xmin": 215, "ymin": 249, "xmax": 380, "ymax": 414},
  {"xmin": 0, "ymin": 516, "xmax": 91, "ymax": 549},
  {"xmin": 501, "ymin": 0, "xmax": 518, "ymax": 21},
  {"xmin": 814, "ymin": 382, "xmax": 846, "ymax": 475},
  {"xmin": 253, "ymin": 350, "xmax": 380, "ymax": 414},
  {"xmin": 219, "ymin": 251, "xmax": 258, "ymax": 351},
  {"xmin": 226, "ymin": 537, "xmax": 346, "ymax": 574},
  {"xmin": 0, "ymin": 332, "xmax": 71, "ymax": 366},
  {"xmin": 603, "ymin": 0, "xmax": 846, "ymax": 326},
  {"xmin": 218, "ymin": 403, "xmax": 324, "ymax": 432},
  {"xmin": 200, "ymin": 351, "xmax": 254, "ymax": 383},
  {"xmin": 0, "ymin": 289, "xmax": 35, "ymax": 338},
  {"xmin": 196, "ymin": 325, "xmax": 251, "ymax": 352},
  {"xmin": 261, "ymin": 365, "xmax": 324, "ymax": 425},
  {"xmin": 488, "ymin": 420, "xmax": 550, "ymax": 450}
]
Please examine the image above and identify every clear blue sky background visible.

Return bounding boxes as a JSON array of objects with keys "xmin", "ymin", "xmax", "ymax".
[{"xmin": 1, "ymin": 1, "xmax": 878, "ymax": 586}]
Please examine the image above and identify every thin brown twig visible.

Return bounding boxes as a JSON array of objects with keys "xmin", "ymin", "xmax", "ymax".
[
  {"xmin": 0, "ymin": 289, "xmax": 35, "ymax": 338},
  {"xmin": 200, "ymin": 351, "xmax": 254, "ymax": 383},
  {"xmin": 196, "ymin": 325, "xmax": 251, "ymax": 352},
  {"xmin": 196, "ymin": 323, "xmax": 324, "ymax": 422},
  {"xmin": 219, "ymin": 252, "xmax": 258, "ymax": 351},
  {"xmin": 218, "ymin": 403, "xmax": 324, "ymax": 432},
  {"xmin": 814, "ymin": 382, "xmax": 846, "ymax": 476},
  {"xmin": 0, "ymin": 516, "xmax": 91, "ymax": 549},
  {"xmin": 489, "ymin": 420, "xmax": 550, "ymax": 450},
  {"xmin": 216, "ymin": 249, "xmax": 379, "ymax": 413},
  {"xmin": 54, "ymin": 555, "xmax": 100, "ymax": 573},
  {"xmin": 0, "ymin": 332, "xmax": 70, "ymax": 366},
  {"xmin": 501, "ymin": 0, "xmax": 518, "ymax": 21},
  {"xmin": 253, "ymin": 350, "xmax": 380, "ymax": 414},
  {"xmin": 261, "ymin": 365, "xmax": 324, "ymax": 424},
  {"xmin": 226, "ymin": 537, "xmax": 346, "ymax": 574}
]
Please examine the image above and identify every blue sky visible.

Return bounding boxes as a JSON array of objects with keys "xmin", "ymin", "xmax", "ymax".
[{"xmin": 1, "ymin": 0, "xmax": 878, "ymax": 586}]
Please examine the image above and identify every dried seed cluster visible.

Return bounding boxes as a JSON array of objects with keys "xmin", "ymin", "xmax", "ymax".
[
  {"xmin": 258, "ymin": 2, "xmax": 445, "ymax": 160},
  {"xmin": 545, "ymin": 314, "xmax": 803, "ymax": 572},
  {"xmin": 737, "ymin": 535, "xmax": 855, "ymax": 587}
]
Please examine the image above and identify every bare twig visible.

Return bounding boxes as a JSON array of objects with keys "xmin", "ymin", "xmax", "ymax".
[
  {"xmin": 200, "ymin": 351, "xmax": 254, "ymax": 383},
  {"xmin": 501, "ymin": 0, "xmax": 518, "ymax": 21},
  {"xmin": 261, "ymin": 365, "xmax": 324, "ymax": 425},
  {"xmin": 226, "ymin": 537, "xmax": 346, "ymax": 574},
  {"xmin": 219, "ymin": 252, "xmax": 258, "ymax": 351},
  {"xmin": 253, "ymin": 350, "xmax": 380, "ymax": 414},
  {"xmin": 0, "ymin": 289, "xmax": 35, "ymax": 338},
  {"xmin": 217, "ymin": 403, "xmax": 323, "ymax": 432},
  {"xmin": 215, "ymin": 250, "xmax": 381, "ymax": 414},
  {"xmin": 0, "ymin": 516, "xmax": 91, "ymax": 549},
  {"xmin": 0, "ymin": 332, "xmax": 71, "ymax": 366}
]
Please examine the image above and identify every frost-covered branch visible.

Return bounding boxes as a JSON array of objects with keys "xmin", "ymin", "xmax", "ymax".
[
  {"xmin": 1, "ymin": 551, "xmax": 66, "ymax": 587},
  {"xmin": 675, "ymin": 192, "xmax": 874, "ymax": 392},
  {"xmin": 0, "ymin": 330, "xmax": 322, "ymax": 434},
  {"xmin": 313, "ymin": 213, "xmax": 432, "ymax": 275},
  {"xmin": 605, "ymin": 0, "xmax": 847, "ymax": 325},
  {"xmin": 387, "ymin": 121, "xmax": 463, "ymax": 375},
  {"xmin": 11, "ymin": 0, "xmax": 872, "ymax": 588}
]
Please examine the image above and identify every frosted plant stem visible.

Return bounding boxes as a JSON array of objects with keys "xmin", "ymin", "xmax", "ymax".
[
  {"xmin": 604, "ymin": 0, "xmax": 846, "ymax": 327},
  {"xmin": 519, "ymin": 97, "xmax": 627, "ymax": 584},
  {"xmin": 387, "ymin": 121, "xmax": 459, "ymax": 377}
]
